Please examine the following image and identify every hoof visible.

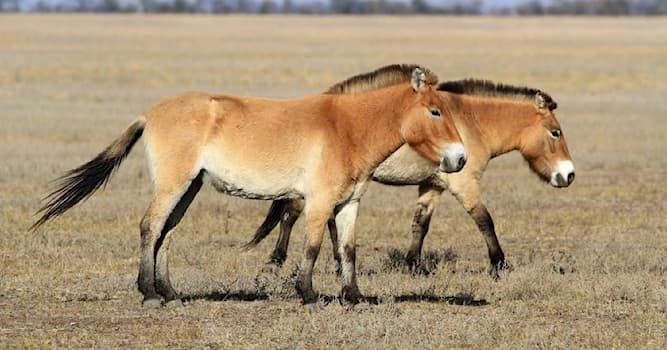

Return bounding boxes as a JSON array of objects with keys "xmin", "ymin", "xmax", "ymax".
[
  {"xmin": 165, "ymin": 299, "xmax": 184, "ymax": 308},
  {"xmin": 142, "ymin": 298, "xmax": 163, "ymax": 309},
  {"xmin": 268, "ymin": 252, "xmax": 286, "ymax": 267},
  {"xmin": 405, "ymin": 253, "xmax": 420, "ymax": 271},
  {"xmin": 499, "ymin": 260, "xmax": 513, "ymax": 272},
  {"xmin": 340, "ymin": 285, "xmax": 363, "ymax": 305},
  {"xmin": 489, "ymin": 260, "xmax": 512, "ymax": 280},
  {"xmin": 303, "ymin": 302, "xmax": 322, "ymax": 313}
]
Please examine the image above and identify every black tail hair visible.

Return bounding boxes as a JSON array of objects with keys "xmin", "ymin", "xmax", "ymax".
[
  {"xmin": 31, "ymin": 117, "xmax": 146, "ymax": 230},
  {"xmin": 241, "ymin": 199, "xmax": 288, "ymax": 250}
]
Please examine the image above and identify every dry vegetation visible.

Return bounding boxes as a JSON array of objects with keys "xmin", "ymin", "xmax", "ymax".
[{"xmin": 0, "ymin": 15, "xmax": 666, "ymax": 349}]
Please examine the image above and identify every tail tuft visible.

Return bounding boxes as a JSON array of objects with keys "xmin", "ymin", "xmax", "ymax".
[
  {"xmin": 240, "ymin": 200, "xmax": 288, "ymax": 250},
  {"xmin": 31, "ymin": 117, "xmax": 144, "ymax": 230}
]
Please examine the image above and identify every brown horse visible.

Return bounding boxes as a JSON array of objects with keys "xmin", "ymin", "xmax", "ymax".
[
  {"xmin": 244, "ymin": 79, "xmax": 575, "ymax": 277},
  {"xmin": 32, "ymin": 65, "xmax": 467, "ymax": 309}
]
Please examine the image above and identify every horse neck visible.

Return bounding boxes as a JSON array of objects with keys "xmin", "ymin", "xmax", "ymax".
[
  {"xmin": 332, "ymin": 86, "xmax": 412, "ymax": 172},
  {"xmin": 454, "ymin": 95, "xmax": 536, "ymax": 158}
]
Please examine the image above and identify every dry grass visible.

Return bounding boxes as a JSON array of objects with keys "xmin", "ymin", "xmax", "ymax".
[{"xmin": 1, "ymin": 15, "xmax": 666, "ymax": 349}]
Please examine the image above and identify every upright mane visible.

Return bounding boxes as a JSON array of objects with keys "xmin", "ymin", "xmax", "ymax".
[
  {"xmin": 437, "ymin": 79, "xmax": 557, "ymax": 110},
  {"xmin": 325, "ymin": 64, "xmax": 439, "ymax": 95}
]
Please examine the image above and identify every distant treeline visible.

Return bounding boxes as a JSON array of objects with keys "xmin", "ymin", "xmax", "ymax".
[{"xmin": 2, "ymin": 0, "xmax": 667, "ymax": 15}]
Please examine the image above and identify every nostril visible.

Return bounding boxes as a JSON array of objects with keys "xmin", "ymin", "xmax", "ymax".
[
  {"xmin": 567, "ymin": 172, "xmax": 575, "ymax": 184},
  {"xmin": 457, "ymin": 155, "xmax": 466, "ymax": 169}
]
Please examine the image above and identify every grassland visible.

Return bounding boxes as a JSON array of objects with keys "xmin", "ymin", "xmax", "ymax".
[{"xmin": 0, "ymin": 15, "xmax": 666, "ymax": 349}]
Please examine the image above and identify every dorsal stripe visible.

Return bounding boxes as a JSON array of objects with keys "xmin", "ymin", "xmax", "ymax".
[
  {"xmin": 325, "ymin": 64, "xmax": 438, "ymax": 95},
  {"xmin": 437, "ymin": 78, "xmax": 557, "ymax": 110}
]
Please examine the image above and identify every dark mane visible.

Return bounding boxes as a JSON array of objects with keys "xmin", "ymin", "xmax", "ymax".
[
  {"xmin": 437, "ymin": 79, "xmax": 557, "ymax": 110},
  {"xmin": 325, "ymin": 64, "xmax": 438, "ymax": 95}
]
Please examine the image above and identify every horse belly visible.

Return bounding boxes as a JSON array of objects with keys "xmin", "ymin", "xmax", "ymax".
[
  {"xmin": 201, "ymin": 114, "xmax": 325, "ymax": 200},
  {"xmin": 208, "ymin": 175, "xmax": 301, "ymax": 200},
  {"xmin": 202, "ymin": 148, "xmax": 305, "ymax": 200}
]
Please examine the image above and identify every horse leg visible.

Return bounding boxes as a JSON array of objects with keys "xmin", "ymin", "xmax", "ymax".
[
  {"xmin": 450, "ymin": 179, "xmax": 506, "ymax": 277},
  {"xmin": 138, "ymin": 173, "xmax": 200, "ymax": 308},
  {"xmin": 295, "ymin": 197, "xmax": 332, "ymax": 309},
  {"xmin": 327, "ymin": 217, "xmax": 342, "ymax": 275},
  {"xmin": 270, "ymin": 199, "xmax": 304, "ymax": 266},
  {"xmin": 469, "ymin": 204, "xmax": 506, "ymax": 277},
  {"xmin": 405, "ymin": 183, "xmax": 443, "ymax": 270},
  {"xmin": 335, "ymin": 200, "xmax": 362, "ymax": 305},
  {"xmin": 154, "ymin": 172, "xmax": 204, "ymax": 307}
]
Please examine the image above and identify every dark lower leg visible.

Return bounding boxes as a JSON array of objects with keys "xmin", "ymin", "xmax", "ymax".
[
  {"xmin": 469, "ymin": 205, "xmax": 506, "ymax": 273},
  {"xmin": 405, "ymin": 185, "xmax": 441, "ymax": 269},
  {"xmin": 406, "ymin": 203, "xmax": 432, "ymax": 268},
  {"xmin": 339, "ymin": 244, "xmax": 361, "ymax": 304},
  {"xmin": 270, "ymin": 200, "xmax": 302, "ymax": 266},
  {"xmin": 155, "ymin": 236, "xmax": 178, "ymax": 301},
  {"xmin": 327, "ymin": 218, "xmax": 342, "ymax": 274},
  {"xmin": 334, "ymin": 201, "xmax": 361, "ymax": 304},
  {"xmin": 154, "ymin": 173, "xmax": 203, "ymax": 302},
  {"xmin": 138, "ymin": 216, "xmax": 161, "ymax": 304},
  {"xmin": 296, "ymin": 204, "xmax": 328, "ymax": 305},
  {"xmin": 296, "ymin": 245, "xmax": 320, "ymax": 305}
]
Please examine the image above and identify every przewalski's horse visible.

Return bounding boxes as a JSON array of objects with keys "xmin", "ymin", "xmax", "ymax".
[
  {"xmin": 244, "ymin": 79, "xmax": 575, "ymax": 277},
  {"xmin": 32, "ymin": 65, "xmax": 467, "ymax": 309}
]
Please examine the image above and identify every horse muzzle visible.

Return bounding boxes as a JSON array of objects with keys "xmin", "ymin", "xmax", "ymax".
[
  {"xmin": 439, "ymin": 143, "xmax": 467, "ymax": 173},
  {"xmin": 550, "ymin": 160, "xmax": 575, "ymax": 188}
]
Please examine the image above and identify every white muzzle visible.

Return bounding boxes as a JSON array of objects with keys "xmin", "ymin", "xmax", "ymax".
[{"xmin": 439, "ymin": 143, "xmax": 467, "ymax": 173}]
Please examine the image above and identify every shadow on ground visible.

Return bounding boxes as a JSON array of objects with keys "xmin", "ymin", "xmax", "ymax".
[{"xmin": 184, "ymin": 290, "xmax": 488, "ymax": 307}]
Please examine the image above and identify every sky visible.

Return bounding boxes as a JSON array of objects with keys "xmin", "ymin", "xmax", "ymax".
[{"xmin": 17, "ymin": 0, "xmax": 526, "ymax": 11}]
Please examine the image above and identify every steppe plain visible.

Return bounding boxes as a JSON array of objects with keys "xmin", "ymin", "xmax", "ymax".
[{"xmin": 0, "ymin": 15, "xmax": 665, "ymax": 348}]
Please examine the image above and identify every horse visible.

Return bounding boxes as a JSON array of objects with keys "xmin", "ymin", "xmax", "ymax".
[
  {"xmin": 32, "ymin": 64, "xmax": 467, "ymax": 309},
  {"xmin": 244, "ymin": 78, "xmax": 575, "ymax": 278}
]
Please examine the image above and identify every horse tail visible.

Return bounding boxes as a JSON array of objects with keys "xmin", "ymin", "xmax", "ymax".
[
  {"xmin": 31, "ymin": 116, "xmax": 146, "ymax": 230},
  {"xmin": 241, "ymin": 199, "xmax": 288, "ymax": 250}
]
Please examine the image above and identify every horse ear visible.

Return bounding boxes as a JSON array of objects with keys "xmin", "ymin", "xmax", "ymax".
[
  {"xmin": 411, "ymin": 68, "xmax": 427, "ymax": 92},
  {"xmin": 534, "ymin": 92, "xmax": 547, "ymax": 110}
]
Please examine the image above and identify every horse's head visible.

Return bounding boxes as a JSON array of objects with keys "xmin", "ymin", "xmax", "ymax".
[
  {"xmin": 401, "ymin": 68, "xmax": 467, "ymax": 173},
  {"xmin": 519, "ymin": 92, "xmax": 575, "ymax": 187}
]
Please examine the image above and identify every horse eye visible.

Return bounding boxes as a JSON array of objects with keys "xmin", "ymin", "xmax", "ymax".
[
  {"xmin": 430, "ymin": 108, "xmax": 441, "ymax": 118},
  {"xmin": 550, "ymin": 129, "xmax": 561, "ymax": 139}
]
